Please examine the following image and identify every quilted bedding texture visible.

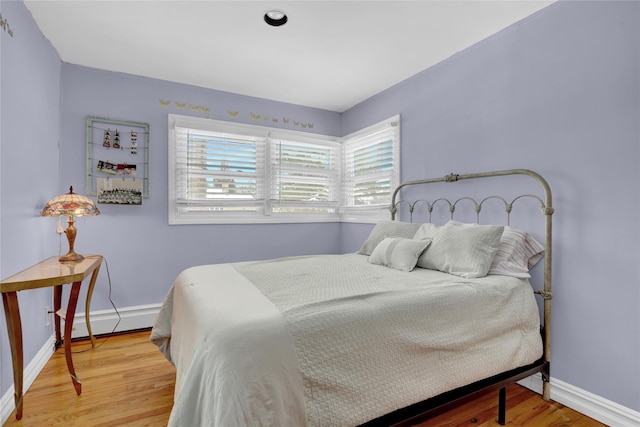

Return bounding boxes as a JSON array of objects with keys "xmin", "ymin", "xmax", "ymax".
[{"xmin": 150, "ymin": 253, "xmax": 542, "ymax": 426}]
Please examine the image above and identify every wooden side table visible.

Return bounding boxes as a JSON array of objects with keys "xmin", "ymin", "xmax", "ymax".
[{"xmin": 0, "ymin": 255, "xmax": 102, "ymax": 420}]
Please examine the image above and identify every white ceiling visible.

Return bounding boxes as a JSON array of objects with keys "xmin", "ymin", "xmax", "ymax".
[{"xmin": 24, "ymin": 1, "xmax": 554, "ymax": 112}]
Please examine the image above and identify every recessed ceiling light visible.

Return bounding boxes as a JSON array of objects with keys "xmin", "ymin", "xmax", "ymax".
[{"xmin": 264, "ymin": 10, "xmax": 288, "ymax": 27}]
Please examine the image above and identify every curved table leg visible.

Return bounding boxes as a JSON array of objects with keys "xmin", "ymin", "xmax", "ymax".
[
  {"xmin": 2, "ymin": 292, "xmax": 24, "ymax": 420},
  {"xmin": 65, "ymin": 281, "xmax": 83, "ymax": 395},
  {"xmin": 84, "ymin": 262, "xmax": 101, "ymax": 348}
]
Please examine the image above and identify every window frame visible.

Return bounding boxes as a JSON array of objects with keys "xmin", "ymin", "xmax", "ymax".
[{"xmin": 169, "ymin": 114, "xmax": 399, "ymax": 225}]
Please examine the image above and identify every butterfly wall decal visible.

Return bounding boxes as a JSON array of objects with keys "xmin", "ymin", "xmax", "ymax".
[
  {"xmin": 0, "ymin": 13, "xmax": 14, "ymax": 37},
  {"xmin": 156, "ymin": 99, "xmax": 316, "ymax": 130}
]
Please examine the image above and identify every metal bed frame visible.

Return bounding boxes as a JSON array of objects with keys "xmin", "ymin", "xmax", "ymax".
[{"xmin": 362, "ymin": 169, "xmax": 553, "ymax": 426}]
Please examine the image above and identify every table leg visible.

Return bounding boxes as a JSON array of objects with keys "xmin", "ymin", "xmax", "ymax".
[
  {"xmin": 84, "ymin": 262, "xmax": 101, "ymax": 348},
  {"xmin": 53, "ymin": 285, "xmax": 62, "ymax": 349},
  {"xmin": 2, "ymin": 292, "xmax": 24, "ymax": 420},
  {"xmin": 65, "ymin": 281, "xmax": 83, "ymax": 395}
]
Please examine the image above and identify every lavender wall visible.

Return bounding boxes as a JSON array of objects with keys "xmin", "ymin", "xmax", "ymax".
[
  {"xmin": 0, "ymin": 0, "xmax": 62, "ymax": 403},
  {"xmin": 342, "ymin": 0, "xmax": 640, "ymax": 412},
  {"xmin": 58, "ymin": 65, "xmax": 343, "ymax": 314}
]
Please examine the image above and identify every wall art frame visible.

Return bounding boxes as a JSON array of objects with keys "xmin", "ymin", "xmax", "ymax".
[{"xmin": 85, "ymin": 116, "xmax": 150, "ymax": 201}]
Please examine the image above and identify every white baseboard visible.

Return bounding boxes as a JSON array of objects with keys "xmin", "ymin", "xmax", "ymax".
[
  {"xmin": 0, "ymin": 335, "xmax": 56, "ymax": 425},
  {"xmin": 519, "ymin": 374, "xmax": 640, "ymax": 426},
  {"xmin": 71, "ymin": 303, "xmax": 161, "ymax": 339}
]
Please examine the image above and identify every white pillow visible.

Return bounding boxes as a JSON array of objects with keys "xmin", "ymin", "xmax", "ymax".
[
  {"xmin": 417, "ymin": 221, "xmax": 504, "ymax": 278},
  {"xmin": 413, "ymin": 222, "xmax": 439, "ymax": 241},
  {"xmin": 488, "ymin": 227, "xmax": 545, "ymax": 278},
  {"xmin": 358, "ymin": 220, "xmax": 422, "ymax": 256},
  {"xmin": 369, "ymin": 237, "xmax": 432, "ymax": 272}
]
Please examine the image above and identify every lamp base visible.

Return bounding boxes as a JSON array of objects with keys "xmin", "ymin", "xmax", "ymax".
[
  {"xmin": 59, "ymin": 217, "xmax": 84, "ymax": 263},
  {"xmin": 59, "ymin": 251, "xmax": 84, "ymax": 263}
]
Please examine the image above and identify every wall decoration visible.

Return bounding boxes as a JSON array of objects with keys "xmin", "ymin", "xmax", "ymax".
[
  {"xmin": 97, "ymin": 177, "xmax": 143, "ymax": 205},
  {"xmin": 130, "ymin": 131, "xmax": 138, "ymax": 154},
  {"xmin": 86, "ymin": 116, "xmax": 150, "ymax": 200},
  {"xmin": 0, "ymin": 13, "xmax": 14, "ymax": 37},
  {"xmin": 102, "ymin": 129, "xmax": 111, "ymax": 147},
  {"xmin": 188, "ymin": 104, "xmax": 210, "ymax": 115},
  {"xmin": 157, "ymin": 98, "xmax": 316, "ymax": 129},
  {"xmin": 96, "ymin": 160, "xmax": 117, "ymax": 174},
  {"xmin": 113, "ymin": 130, "xmax": 121, "ymax": 149}
]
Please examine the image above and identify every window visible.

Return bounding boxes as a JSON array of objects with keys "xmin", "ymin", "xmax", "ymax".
[
  {"xmin": 169, "ymin": 114, "xmax": 399, "ymax": 224},
  {"xmin": 342, "ymin": 116, "xmax": 400, "ymax": 222},
  {"xmin": 270, "ymin": 137, "xmax": 340, "ymax": 214}
]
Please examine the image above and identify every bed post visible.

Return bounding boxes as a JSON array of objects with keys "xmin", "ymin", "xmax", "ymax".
[
  {"xmin": 528, "ymin": 169, "xmax": 553, "ymax": 402},
  {"xmin": 541, "ymin": 200, "xmax": 553, "ymax": 401}
]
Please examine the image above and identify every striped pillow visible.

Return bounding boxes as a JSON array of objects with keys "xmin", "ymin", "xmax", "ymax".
[
  {"xmin": 368, "ymin": 237, "xmax": 432, "ymax": 272},
  {"xmin": 358, "ymin": 220, "xmax": 422, "ymax": 256},
  {"xmin": 488, "ymin": 227, "xmax": 545, "ymax": 278}
]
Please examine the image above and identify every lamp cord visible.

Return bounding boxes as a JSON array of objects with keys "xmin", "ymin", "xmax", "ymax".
[
  {"xmin": 71, "ymin": 255, "xmax": 122, "ymax": 353},
  {"xmin": 57, "ymin": 220, "xmax": 63, "ymax": 254},
  {"xmin": 54, "ymin": 223, "xmax": 122, "ymax": 352}
]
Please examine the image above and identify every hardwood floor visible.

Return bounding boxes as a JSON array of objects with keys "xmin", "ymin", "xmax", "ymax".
[{"xmin": 3, "ymin": 330, "xmax": 605, "ymax": 427}]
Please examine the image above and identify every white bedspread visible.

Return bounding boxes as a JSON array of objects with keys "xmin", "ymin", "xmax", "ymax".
[
  {"xmin": 151, "ymin": 263, "xmax": 308, "ymax": 426},
  {"xmin": 151, "ymin": 253, "xmax": 542, "ymax": 426}
]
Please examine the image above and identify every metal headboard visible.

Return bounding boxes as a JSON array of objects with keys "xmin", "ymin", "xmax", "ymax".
[{"xmin": 390, "ymin": 168, "xmax": 554, "ymax": 400}]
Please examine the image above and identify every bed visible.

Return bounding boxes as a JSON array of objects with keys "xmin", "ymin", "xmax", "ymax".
[{"xmin": 150, "ymin": 168, "xmax": 553, "ymax": 426}]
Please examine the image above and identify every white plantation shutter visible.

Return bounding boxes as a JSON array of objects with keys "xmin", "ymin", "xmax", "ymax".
[
  {"xmin": 169, "ymin": 114, "xmax": 399, "ymax": 224},
  {"xmin": 269, "ymin": 137, "xmax": 340, "ymax": 212},
  {"xmin": 343, "ymin": 115, "xmax": 400, "ymax": 213},
  {"xmin": 169, "ymin": 116, "xmax": 267, "ymax": 223},
  {"xmin": 176, "ymin": 128, "xmax": 265, "ymax": 206}
]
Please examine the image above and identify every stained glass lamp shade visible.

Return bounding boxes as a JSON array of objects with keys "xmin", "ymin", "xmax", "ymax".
[{"xmin": 42, "ymin": 186, "xmax": 100, "ymax": 262}]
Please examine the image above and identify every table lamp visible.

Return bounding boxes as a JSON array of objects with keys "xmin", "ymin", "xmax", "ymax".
[{"xmin": 41, "ymin": 186, "xmax": 100, "ymax": 262}]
